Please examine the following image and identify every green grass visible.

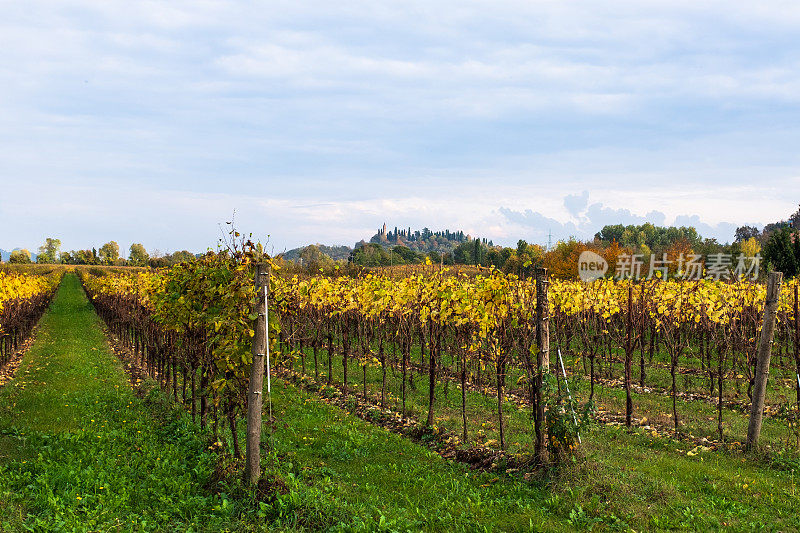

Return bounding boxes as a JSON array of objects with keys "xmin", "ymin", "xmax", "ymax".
[
  {"xmin": 4, "ymin": 274, "xmax": 800, "ymax": 531},
  {"xmin": 253, "ymin": 373, "xmax": 800, "ymax": 531},
  {"xmin": 0, "ymin": 274, "xmax": 245, "ymax": 531},
  {"xmin": 0, "ymin": 274, "xmax": 566, "ymax": 531},
  {"xmin": 283, "ymin": 345, "xmax": 794, "ymax": 457},
  {"xmin": 261, "ymin": 379, "xmax": 564, "ymax": 531},
  {"xmin": 265, "ymin": 346, "xmax": 800, "ymax": 530}
]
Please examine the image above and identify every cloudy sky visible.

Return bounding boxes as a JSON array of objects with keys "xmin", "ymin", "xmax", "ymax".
[{"xmin": 2, "ymin": 1, "xmax": 799, "ymax": 256}]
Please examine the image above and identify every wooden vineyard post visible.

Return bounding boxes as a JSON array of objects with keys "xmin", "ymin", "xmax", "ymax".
[
  {"xmin": 427, "ymin": 321, "xmax": 437, "ymax": 428},
  {"xmin": 794, "ymin": 285, "xmax": 800, "ymax": 406},
  {"xmin": 535, "ymin": 267, "xmax": 550, "ymax": 464},
  {"xmin": 639, "ymin": 283, "xmax": 646, "ymax": 389},
  {"xmin": 625, "ymin": 284, "xmax": 633, "ymax": 427},
  {"xmin": 246, "ymin": 263, "xmax": 270, "ymax": 484},
  {"xmin": 746, "ymin": 271, "xmax": 783, "ymax": 451}
]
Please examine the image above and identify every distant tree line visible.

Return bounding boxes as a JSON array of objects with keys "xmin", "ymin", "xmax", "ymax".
[
  {"xmin": 374, "ymin": 224, "xmax": 469, "ymax": 245},
  {"xmin": 287, "ymin": 209, "xmax": 800, "ymax": 280},
  {"xmin": 284, "ymin": 237, "xmax": 545, "ymax": 277},
  {"xmin": 13, "ymin": 205, "xmax": 800, "ymax": 279},
  {"xmin": 368, "ymin": 225, "xmax": 487, "ymax": 257},
  {"xmin": 282, "ymin": 244, "xmax": 351, "ymax": 262},
  {"xmin": 735, "ymin": 204, "xmax": 800, "ymax": 278},
  {"xmin": 1, "ymin": 238, "xmax": 198, "ymax": 268}
]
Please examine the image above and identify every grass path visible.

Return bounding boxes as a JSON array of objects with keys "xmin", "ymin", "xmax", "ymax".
[{"xmin": 0, "ymin": 274, "xmax": 237, "ymax": 531}]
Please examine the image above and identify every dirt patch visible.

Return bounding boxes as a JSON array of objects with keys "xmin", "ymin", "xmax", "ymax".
[{"xmin": 256, "ymin": 474, "xmax": 290, "ymax": 503}]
